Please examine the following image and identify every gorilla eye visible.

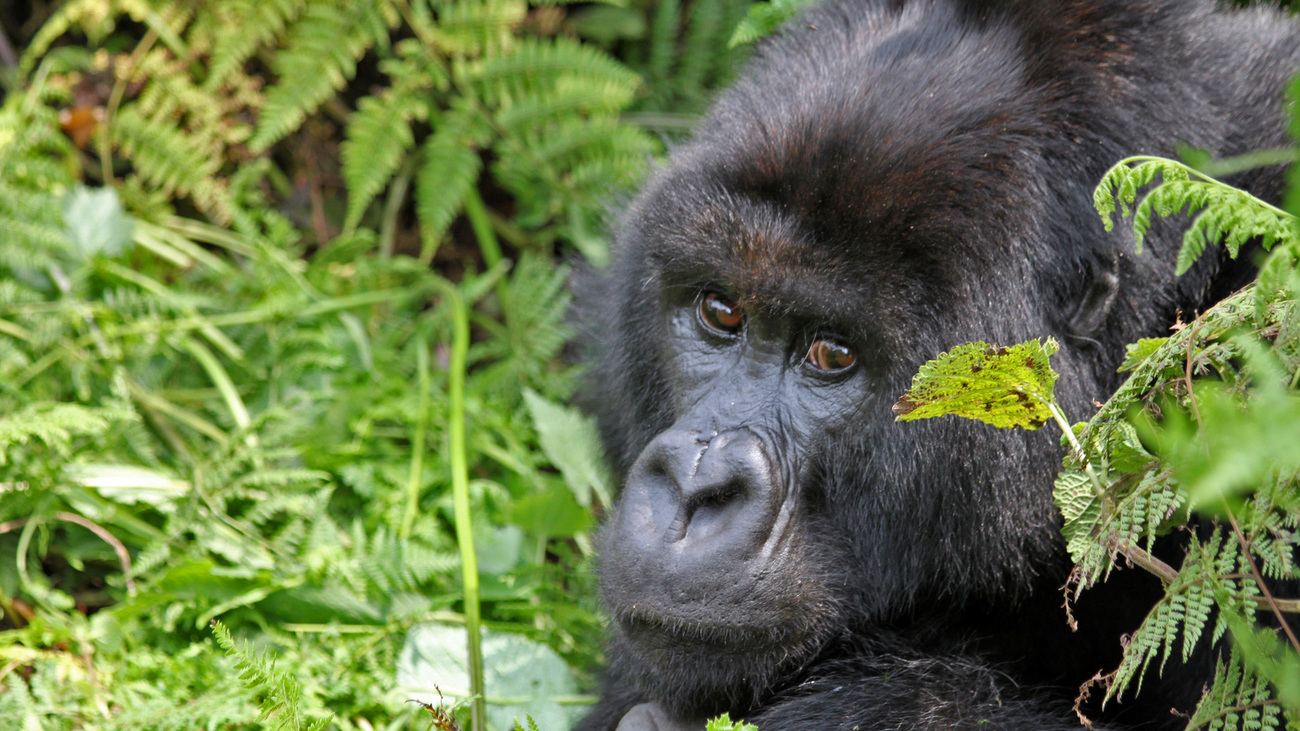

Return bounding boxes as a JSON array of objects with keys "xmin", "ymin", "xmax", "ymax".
[
  {"xmin": 805, "ymin": 338, "xmax": 857, "ymax": 372},
  {"xmin": 698, "ymin": 293, "xmax": 744, "ymax": 335}
]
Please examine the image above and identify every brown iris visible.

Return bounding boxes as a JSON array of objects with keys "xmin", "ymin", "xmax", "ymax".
[
  {"xmin": 698, "ymin": 293, "xmax": 743, "ymax": 334},
  {"xmin": 806, "ymin": 339, "xmax": 857, "ymax": 372}
]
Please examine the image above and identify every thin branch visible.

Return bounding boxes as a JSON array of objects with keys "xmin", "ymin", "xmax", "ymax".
[
  {"xmin": 0, "ymin": 513, "xmax": 137, "ymax": 596},
  {"xmin": 1107, "ymin": 532, "xmax": 1179, "ymax": 584},
  {"xmin": 1224, "ymin": 509, "xmax": 1300, "ymax": 651}
]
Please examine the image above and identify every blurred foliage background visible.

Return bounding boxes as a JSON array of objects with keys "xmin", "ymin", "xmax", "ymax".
[{"xmin": 0, "ymin": 1, "xmax": 756, "ymax": 729}]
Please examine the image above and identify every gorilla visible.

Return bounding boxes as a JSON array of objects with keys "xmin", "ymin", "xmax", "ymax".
[{"xmin": 574, "ymin": 1, "xmax": 1300, "ymax": 729}]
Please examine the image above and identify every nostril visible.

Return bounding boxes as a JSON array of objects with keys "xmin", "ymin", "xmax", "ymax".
[{"xmin": 686, "ymin": 480, "xmax": 745, "ymax": 513}]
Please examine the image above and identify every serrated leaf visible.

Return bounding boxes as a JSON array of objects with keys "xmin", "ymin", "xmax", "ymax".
[
  {"xmin": 893, "ymin": 338, "xmax": 1060, "ymax": 429},
  {"xmin": 1118, "ymin": 337, "xmax": 1168, "ymax": 372},
  {"xmin": 1055, "ymin": 469, "xmax": 1101, "ymax": 562},
  {"xmin": 523, "ymin": 389, "xmax": 612, "ymax": 508}
]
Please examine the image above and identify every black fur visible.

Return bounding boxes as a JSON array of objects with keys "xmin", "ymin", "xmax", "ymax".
[{"xmin": 575, "ymin": 1, "xmax": 1300, "ymax": 729}]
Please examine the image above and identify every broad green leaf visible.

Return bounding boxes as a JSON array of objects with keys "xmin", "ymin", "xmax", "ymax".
[
  {"xmin": 893, "ymin": 338, "xmax": 1060, "ymax": 430},
  {"xmin": 523, "ymin": 389, "xmax": 613, "ymax": 508},
  {"xmin": 62, "ymin": 185, "xmax": 134, "ymax": 260},
  {"xmin": 397, "ymin": 624, "xmax": 583, "ymax": 731}
]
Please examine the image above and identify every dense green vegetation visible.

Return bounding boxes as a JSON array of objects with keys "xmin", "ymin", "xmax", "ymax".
[
  {"xmin": 0, "ymin": 1, "xmax": 750, "ymax": 729},
  {"xmin": 0, "ymin": 2, "xmax": 1296, "ymax": 730}
]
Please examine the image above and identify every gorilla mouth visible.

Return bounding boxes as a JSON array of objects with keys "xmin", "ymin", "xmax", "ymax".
[
  {"xmin": 616, "ymin": 607, "xmax": 807, "ymax": 650},
  {"xmin": 611, "ymin": 594, "xmax": 840, "ymax": 664}
]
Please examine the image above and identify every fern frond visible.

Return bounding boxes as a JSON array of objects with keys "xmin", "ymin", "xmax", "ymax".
[
  {"xmin": 0, "ymin": 404, "xmax": 133, "ymax": 464},
  {"xmin": 647, "ymin": 0, "xmax": 682, "ymax": 92},
  {"xmin": 250, "ymin": 0, "xmax": 390, "ymax": 152},
  {"xmin": 1187, "ymin": 651, "xmax": 1282, "ymax": 731},
  {"xmin": 113, "ymin": 105, "xmax": 234, "ymax": 223},
  {"xmin": 211, "ymin": 620, "xmax": 331, "ymax": 731},
  {"xmin": 0, "ymin": 94, "xmax": 76, "ymax": 270},
  {"xmin": 460, "ymin": 37, "xmax": 642, "ymax": 108},
  {"xmin": 415, "ymin": 109, "xmax": 487, "ymax": 257},
  {"xmin": 1095, "ymin": 156, "xmax": 1297, "ymax": 270},
  {"xmin": 341, "ymin": 43, "xmax": 445, "ymax": 229},
  {"xmin": 431, "ymin": 0, "xmax": 528, "ymax": 56},
  {"xmin": 678, "ymin": 0, "xmax": 724, "ymax": 102},
  {"xmin": 204, "ymin": 0, "xmax": 306, "ymax": 88},
  {"xmin": 20, "ymin": 0, "xmax": 114, "ymax": 73}
]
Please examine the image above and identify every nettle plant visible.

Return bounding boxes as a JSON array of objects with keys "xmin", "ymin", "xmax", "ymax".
[{"xmin": 897, "ymin": 153, "xmax": 1300, "ymax": 731}]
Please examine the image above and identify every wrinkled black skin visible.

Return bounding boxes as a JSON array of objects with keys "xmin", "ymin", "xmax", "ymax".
[{"xmin": 575, "ymin": 1, "xmax": 1300, "ymax": 729}]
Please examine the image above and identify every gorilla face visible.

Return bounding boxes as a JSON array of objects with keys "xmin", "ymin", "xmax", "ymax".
[
  {"xmin": 598, "ymin": 286, "xmax": 867, "ymax": 710},
  {"xmin": 592, "ymin": 153, "xmax": 1071, "ymax": 714}
]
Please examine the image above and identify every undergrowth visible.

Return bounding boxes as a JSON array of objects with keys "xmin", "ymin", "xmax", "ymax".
[{"xmin": 0, "ymin": 1, "xmax": 751, "ymax": 729}]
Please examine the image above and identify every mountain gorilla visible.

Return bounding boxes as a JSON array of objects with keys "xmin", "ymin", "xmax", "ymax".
[{"xmin": 574, "ymin": 1, "xmax": 1300, "ymax": 729}]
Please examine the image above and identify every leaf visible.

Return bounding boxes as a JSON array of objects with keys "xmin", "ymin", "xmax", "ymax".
[
  {"xmin": 1106, "ymin": 421, "xmax": 1156, "ymax": 474},
  {"xmin": 1055, "ymin": 469, "xmax": 1101, "ymax": 563},
  {"xmin": 61, "ymin": 185, "xmax": 135, "ymax": 260},
  {"xmin": 893, "ymin": 338, "xmax": 1061, "ymax": 430},
  {"xmin": 523, "ymin": 389, "xmax": 613, "ymax": 508},
  {"xmin": 396, "ymin": 624, "xmax": 583, "ymax": 731},
  {"xmin": 729, "ymin": 0, "xmax": 816, "ymax": 47},
  {"xmin": 706, "ymin": 713, "xmax": 760, "ymax": 731},
  {"xmin": 1118, "ymin": 337, "xmax": 1168, "ymax": 372}
]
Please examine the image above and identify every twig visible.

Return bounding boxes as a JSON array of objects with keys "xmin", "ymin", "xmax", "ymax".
[
  {"xmin": 1107, "ymin": 532, "xmax": 1178, "ymax": 584},
  {"xmin": 1224, "ymin": 509, "xmax": 1300, "ymax": 652},
  {"xmin": 0, "ymin": 512, "xmax": 137, "ymax": 595},
  {"xmin": 0, "ymin": 23, "xmax": 17, "ymax": 68}
]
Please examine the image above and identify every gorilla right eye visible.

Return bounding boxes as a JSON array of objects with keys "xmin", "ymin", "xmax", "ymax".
[
  {"xmin": 698, "ymin": 293, "xmax": 743, "ymax": 335},
  {"xmin": 806, "ymin": 338, "xmax": 857, "ymax": 372}
]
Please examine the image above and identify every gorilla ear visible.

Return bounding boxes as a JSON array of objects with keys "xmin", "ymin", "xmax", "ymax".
[{"xmin": 1068, "ymin": 256, "xmax": 1120, "ymax": 341}]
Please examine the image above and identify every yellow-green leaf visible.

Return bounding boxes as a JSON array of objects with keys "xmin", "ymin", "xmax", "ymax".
[{"xmin": 892, "ymin": 338, "xmax": 1060, "ymax": 429}]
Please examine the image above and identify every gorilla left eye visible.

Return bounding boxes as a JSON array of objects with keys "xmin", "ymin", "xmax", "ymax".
[
  {"xmin": 698, "ymin": 293, "xmax": 744, "ymax": 335},
  {"xmin": 805, "ymin": 339, "xmax": 857, "ymax": 372}
]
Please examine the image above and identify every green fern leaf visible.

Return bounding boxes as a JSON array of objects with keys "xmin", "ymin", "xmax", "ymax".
[
  {"xmin": 205, "ymin": 0, "xmax": 305, "ymax": 89},
  {"xmin": 341, "ymin": 94, "xmax": 424, "ymax": 230},
  {"xmin": 113, "ymin": 105, "xmax": 233, "ymax": 223},
  {"xmin": 415, "ymin": 109, "xmax": 487, "ymax": 257},
  {"xmin": 250, "ymin": 0, "xmax": 384, "ymax": 152}
]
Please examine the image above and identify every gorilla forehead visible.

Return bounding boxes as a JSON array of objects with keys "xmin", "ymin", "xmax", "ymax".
[{"xmin": 628, "ymin": 5, "xmax": 1052, "ymax": 331}]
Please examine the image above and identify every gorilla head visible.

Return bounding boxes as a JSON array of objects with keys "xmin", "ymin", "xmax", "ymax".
[{"xmin": 576, "ymin": 0, "xmax": 1300, "ymax": 728}]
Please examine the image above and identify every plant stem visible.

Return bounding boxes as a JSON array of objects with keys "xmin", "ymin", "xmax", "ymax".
[
  {"xmin": 463, "ymin": 188, "xmax": 510, "ymax": 317},
  {"xmin": 400, "ymin": 337, "xmax": 431, "ymax": 541},
  {"xmin": 1044, "ymin": 400, "xmax": 1107, "ymax": 499},
  {"xmin": 440, "ymin": 282, "xmax": 486, "ymax": 731}
]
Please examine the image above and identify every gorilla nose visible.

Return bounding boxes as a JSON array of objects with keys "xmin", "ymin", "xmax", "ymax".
[{"xmin": 622, "ymin": 427, "xmax": 783, "ymax": 557}]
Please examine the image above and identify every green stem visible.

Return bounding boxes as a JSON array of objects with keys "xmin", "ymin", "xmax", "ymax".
[
  {"xmin": 463, "ymin": 188, "xmax": 510, "ymax": 317},
  {"xmin": 1044, "ymin": 400, "xmax": 1107, "ymax": 499},
  {"xmin": 439, "ymin": 281, "xmax": 485, "ymax": 731},
  {"xmin": 379, "ymin": 155, "xmax": 416, "ymax": 258},
  {"xmin": 400, "ymin": 337, "xmax": 431, "ymax": 541}
]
